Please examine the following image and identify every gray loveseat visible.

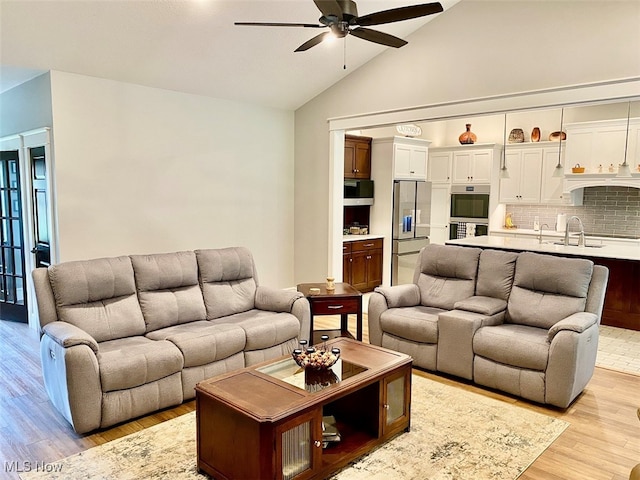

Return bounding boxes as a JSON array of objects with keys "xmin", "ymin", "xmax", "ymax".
[
  {"xmin": 32, "ymin": 247, "xmax": 310, "ymax": 434},
  {"xmin": 369, "ymin": 244, "xmax": 609, "ymax": 408}
]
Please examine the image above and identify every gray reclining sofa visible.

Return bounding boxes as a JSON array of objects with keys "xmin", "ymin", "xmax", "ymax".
[
  {"xmin": 32, "ymin": 247, "xmax": 310, "ymax": 434},
  {"xmin": 369, "ymin": 244, "xmax": 609, "ymax": 408}
]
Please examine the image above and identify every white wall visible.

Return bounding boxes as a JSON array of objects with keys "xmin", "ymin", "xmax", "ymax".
[
  {"xmin": 49, "ymin": 71, "xmax": 295, "ymax": 287},
  {"xmin": 294, "ymin": 0, "xmax": 640, "ymax": 282},
  {"xmin": 0, "ymin": 72, "xmax": 52, "ymax": 136}
]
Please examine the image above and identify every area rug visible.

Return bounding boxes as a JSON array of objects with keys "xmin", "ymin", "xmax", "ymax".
[{"xmin": 20, "ymin": 375, "xmax": 568, "ymax": 480}]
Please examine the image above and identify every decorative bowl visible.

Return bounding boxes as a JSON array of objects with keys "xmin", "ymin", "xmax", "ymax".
[
  {"xmin": 292, "ymin": 347, "xmax": 340, "ymax": 371},
  {"xmin": 549, "ymin": 131, "xmax": 567, "ymax": 142}
]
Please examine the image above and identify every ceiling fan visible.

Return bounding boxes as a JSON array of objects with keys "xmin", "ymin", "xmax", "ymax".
[{"xmin": 235, "ymin": 0, "xmax": 444, "ymax": 52}]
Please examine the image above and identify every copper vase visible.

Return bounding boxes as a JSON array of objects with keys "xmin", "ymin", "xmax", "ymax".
[
  {"xmin": 458, "ymin": 124, "xmax": 477, "ymax": 145},
  {"xmin": 531, "ymin": 127, "xmax": 541, "ymax": 142}
]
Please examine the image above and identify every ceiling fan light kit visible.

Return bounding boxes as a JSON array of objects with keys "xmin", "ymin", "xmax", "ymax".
[{"xmin": 235, "ymin": 0, "xmax": 444, "ymax": 53}]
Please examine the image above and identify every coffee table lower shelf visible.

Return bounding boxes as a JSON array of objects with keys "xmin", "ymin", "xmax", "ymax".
[{"xmin": 196, "ymin": 338, "xmax": 412, "ymax": 480}]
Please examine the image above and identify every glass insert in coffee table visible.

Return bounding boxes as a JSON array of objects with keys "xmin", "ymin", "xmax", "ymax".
[{"xmin": 257, "ymin": 357, "xmax": 367, "ymax": 393}]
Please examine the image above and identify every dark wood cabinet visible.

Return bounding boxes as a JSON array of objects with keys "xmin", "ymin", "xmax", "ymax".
[
  {"xmin": 590, "ymin": 257, "xmax": 640, "ymax": 330},
  {"xmin": 344, "ymin": 135, "xmax": 372, "ymax": 179},
  {"xmin": 343, "ymin": 238, "xmax": 383, "ymax": 293}
]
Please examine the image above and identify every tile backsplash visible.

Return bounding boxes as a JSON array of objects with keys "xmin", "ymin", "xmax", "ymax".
[{"xmin": 506, "ymin": 186, "xmax": 640, "ymax": 237}]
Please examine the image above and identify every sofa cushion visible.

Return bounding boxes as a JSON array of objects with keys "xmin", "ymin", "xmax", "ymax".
[
  {"xmin": 473, "ymin": 324, "xmax": 549, "ymax": 371},
  {"xmin": 196, "ymin": 248, "xmax": 257, "ymax": 320},
  {"xmin": 48, "ymin": 256, "xmax": 145, "ymax": 342},
  {"xmin": 379, "ymin": 306, "xmax": 443, "ymax": 344},
  {"xmin": 131, "ymin": 251, "xmax": 206, "ymax": 332},
  {"xmin": 416, "ymin": 244, "xmax": 481, "ymax": 310},
  {"xmin": 146, "ymin": 321, "xmax": 246, "ymax": 368},
  {"xmin": 211, "ymin": 309, "xmax": 299, "ymax": 351},
  {"xmin": 476, "ymin": 249, "xmax": 518, "ymax": 301},
  {"xmin": 97, "ymin": 336, "xmax": 183, "ymax": 392},
  {"xmin": 508, "ymin": 252, "xmax": 593, "ymax": 329}
]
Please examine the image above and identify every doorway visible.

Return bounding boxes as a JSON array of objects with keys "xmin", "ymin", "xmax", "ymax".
[
  {"xmin": 0, "ymin": 150, "xmax": 27, "ymax": 322},
  {"xmin": 0, "ymin": 128, "xmax": 55, "ymax": 329}
]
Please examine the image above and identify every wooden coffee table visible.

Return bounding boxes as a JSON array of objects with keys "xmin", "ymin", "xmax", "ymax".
[
  {"xmin": 196, "ymin": 338, "xmax": 412, "ymax": 480},
  {"xmin": 297, "ymin": 282, "xmax": 363, "ymax": 343}
]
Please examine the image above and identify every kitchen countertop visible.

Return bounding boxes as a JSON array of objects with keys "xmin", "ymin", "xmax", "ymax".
[
  {"xmin": 343, "ymin": 234, "xmax": 385, "ymax": 242},
  {"xmin": 490, "ymin": 227, "xmax": 640, "ymax": 243},
  {"xmin": 446, "ymin": 235, "xmax": 640, "ymax": 261}
]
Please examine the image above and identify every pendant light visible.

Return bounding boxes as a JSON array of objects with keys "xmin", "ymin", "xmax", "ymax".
[
  {"xmin": 617, "ymin": 101, "xmax": 632, "ymax": 177},
  {"xmin": 499, "ymin": 113, "xmax": 510, "ymax": 179},
  {"xmin": 552, "ymin": 107, "xmax": 565, "ymax": 177}
]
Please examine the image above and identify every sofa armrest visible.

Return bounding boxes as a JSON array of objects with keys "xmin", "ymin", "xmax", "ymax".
[
  {"xmin": 255, "ymin": 286, "xmax": 304, "ymax": 313},
  {"xmin": 548, "ymin": 311, "xmax": 598, "ymax": 341},
  {"xmin": 453, "ymin": 296, "xmax": 507, "ymax": 316},
  {"xmin": 374, "ymin": 284, "xmax": 420, "ymax": 308},
  {"xmin": 42, "ymin": 321, "xmax": 99, "ymax": 354}
]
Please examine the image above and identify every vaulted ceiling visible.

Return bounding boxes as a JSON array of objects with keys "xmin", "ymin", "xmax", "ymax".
[{"xmin": 0, "ymin": 0, "xmax": 460, "ymax": 110}]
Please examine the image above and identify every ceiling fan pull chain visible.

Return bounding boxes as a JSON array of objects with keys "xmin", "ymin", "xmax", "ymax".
[{"xmin": 343, "ymin": 35, "xmax": 347, "ymax": 70}]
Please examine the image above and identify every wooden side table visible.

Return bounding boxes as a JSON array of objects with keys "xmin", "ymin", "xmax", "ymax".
[{"xmin": 297, "ymin": 282, "xmax": 363, "ymax": 343}]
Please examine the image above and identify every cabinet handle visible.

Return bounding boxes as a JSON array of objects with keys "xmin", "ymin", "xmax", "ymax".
[
  {"xmin": 327, "ymin": 305, "xmax": 344, "ymax": 309},
  {"xmin": 383, "ymin": 404, "xmax": 390, "ymax": 410},
  {"xmin": 410, "ymin": 170, "xmax": 415, "ymax": 174},
  {"xmin": 314, "ymin": 440, "xmax": 321, "ymax": 448},
  {"xmin": 349, "ymin": 258, "xmax": 352, "ymax": 262},
  {"xmin": 367, "ymin": 255, "xmax": 371, "ymax": 259},
  {"xmin": 363, "ymin": 243, "xmax": 374, "ymax": 247}
]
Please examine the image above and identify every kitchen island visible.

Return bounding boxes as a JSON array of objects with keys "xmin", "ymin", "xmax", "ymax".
[{"xmin": 446, "ymin": 236, "xmax": 640, "ymax": 331}]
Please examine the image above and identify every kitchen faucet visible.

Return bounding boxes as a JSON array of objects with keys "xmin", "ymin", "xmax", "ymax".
[
  {"xmin": 564, "ymin": 216, "xmax": 585, "ymax": 247},
  {"xmin": 538, "ymin": 224, "xmax": 550, "ymax": 244}
]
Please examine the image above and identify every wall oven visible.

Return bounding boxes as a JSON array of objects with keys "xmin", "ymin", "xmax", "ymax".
[{"xmin": 449, "ymin": 185, "xmax": 490, "ymax": 240}]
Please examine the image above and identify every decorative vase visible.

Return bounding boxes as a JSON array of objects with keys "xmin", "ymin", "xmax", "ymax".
[
  {"xmin": 531, "ymin": 127, "xmax": 541, "ymax": 142},
  {"xmin": 508, "ymin": 128, "xmax": 525, "ymax": 143},
  {"xmin": 458, "ymin": 124, "xmax": 477, "ymax": 145}
]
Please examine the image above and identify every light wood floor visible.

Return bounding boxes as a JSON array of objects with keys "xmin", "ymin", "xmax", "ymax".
[{"xmin": 1, "ymin": 316, "xmax": 639, "ymax": 480}]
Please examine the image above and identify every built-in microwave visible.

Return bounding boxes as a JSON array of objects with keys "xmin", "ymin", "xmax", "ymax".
[
  {"xmin": 450, "ymin": 184, "xmax": 490, "ymax": 220},
  {"xmin": 344, "ymin": 179, "xmax": 374, "ymax": 206}
]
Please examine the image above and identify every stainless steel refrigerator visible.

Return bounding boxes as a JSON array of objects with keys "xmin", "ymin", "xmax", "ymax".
[{"xmin": 391, "ymin": 180, "xmax": 432, "ymax": 285}]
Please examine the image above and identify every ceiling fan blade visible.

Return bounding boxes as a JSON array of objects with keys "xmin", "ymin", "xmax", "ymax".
[
  {"xmin": 235, "ymin": 22, "xmax": 324, "ymax": 28},
  {"xmin": 349, "ymin": 27, "xmax": 407, "ymax": 48},
  {"xmin": 313, "ymin": 0, "xmax": 344, "ymax": 19},
  {"xmin": 356, "ymin": 2, "xmax": 444, "ymax": 27},
  {"xmin": 295, "ymin": 31, "xmax": 332, "ymax": 52}
]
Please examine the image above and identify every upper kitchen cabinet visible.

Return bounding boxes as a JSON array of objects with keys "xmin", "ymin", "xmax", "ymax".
[
  {"xmin": 450, "ymin": 144, "xmax": 499, "ymax": 184},
  {"xmin": 344, "ymin": 135, "xmax": 372, "ymax": 179},
  {"xmin": 540, "ymin": 145, "xmax": 568, "ymax": 204},
  {"xmin": 372, "ymin": 136, "xmax": 431, "ymax": 181},
  {"xmin": 562, "ymin": 101, "xmax": 640, "ymax": 176},
  {"xmin": 427, "ymin": 149, "xmax": 452, "ymax": 183},
  {"xmin": 563, "ymin": 118, "xmax": 634, "ymax": 174},
  {"xmin": 499, "ymin": 144, "xmax": 543, "ymax": 203}
]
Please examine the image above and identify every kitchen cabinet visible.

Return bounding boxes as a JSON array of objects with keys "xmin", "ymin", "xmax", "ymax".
[
  {"xmin": 372, "ymin": 136, "xmax": 430, "ymax": 181},
  {"xmin": 450, "ymin": 144, "xmax": 498, "ymax": 184},
  {"xmin": 427, "ymin": 149, "xmax": 452, "ymax": 183},
  {"xmin": 343, "ymin": 238, "xmax": 383, "ymax": 292},
  {"xmin": 344, "ymin": 135, "xmax": 372, "ymax": 179},
  {"xmin": 540, "ymin": 145, "xmax": 566, "ymax": 204},
  {"xmin": 564, "ymin": 118, "xmax": 640, "ymax": 175},
  {"xmin": 429, "ymin": 184, "xmax": 450, "ymax": 244},
  {"xmin": 499, "ymin": 144, "xmax": 543, "ymax": 203}
]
